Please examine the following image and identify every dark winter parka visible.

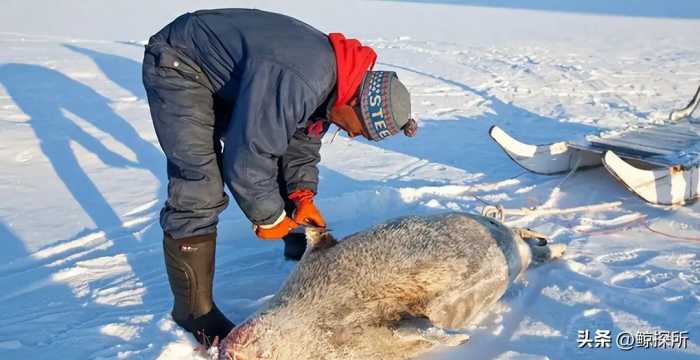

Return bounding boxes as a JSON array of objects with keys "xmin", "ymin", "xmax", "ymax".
[{"xmin": 148, "ymin": 9, "xmax": 337, "ymax": 227}]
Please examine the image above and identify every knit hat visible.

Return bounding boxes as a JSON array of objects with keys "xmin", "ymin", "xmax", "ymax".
[{"xmin": 358, "ymin": 71, "xmax": 412, "ymax": 141}]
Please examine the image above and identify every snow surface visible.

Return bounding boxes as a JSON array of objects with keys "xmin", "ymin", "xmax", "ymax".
[{"xmin": 1, "ymin": 1, "xmax": 700, "ymax": 359}]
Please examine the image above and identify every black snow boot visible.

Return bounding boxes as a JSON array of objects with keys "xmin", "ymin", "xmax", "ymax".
[
  {"xmin": 163, "ymin": 232, "xmax": 234, "ymax": 345},
  {"xmin": 282, "ymin": 232, "xmax": 307, "ymax": 261}
]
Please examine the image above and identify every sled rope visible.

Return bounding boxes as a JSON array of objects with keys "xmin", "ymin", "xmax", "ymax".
[
  {"xmin": 555, "ymin": 153, "xmax": 582, "ymax": 191},
  {"xmin": 482, "ymin": 156, "xmax": 618, "ymax": 221},
  {"xmin": 643, "ymin": 221, "xmax": 700, "ymax": 242},
  {"xmin": 482, "ymin": 155, "xmax": 586, "ymax": 221},
  {"xmin": 573, "ymin": 215, "xmax": 646, "ymax": 237},
  {"xmin": 482, "ymin": 201, "xmax": 623, "ymax": 222},
  {"xmin": 571, "ymin": 214, "xmax": 700, "ymax": 242}
]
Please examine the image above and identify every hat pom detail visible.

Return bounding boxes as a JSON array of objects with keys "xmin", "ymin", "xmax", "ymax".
[{"xmin": 402, "ymin": 118, "xmax": 418, "ymax": 137}]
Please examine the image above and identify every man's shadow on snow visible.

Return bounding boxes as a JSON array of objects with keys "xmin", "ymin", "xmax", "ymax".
[
  {"xmin": 0, "ymin": 63, "xmax": 170, "ymax": 356},
  {"xmin": 0, "ymin": 63, "xmax": 163, "ymax": 217},
  {"xmin": 63, "ymin": 44, "xmax": 146, "ymax": 100},
  {"xmin": 0, "ymin": 220, "xmax": 112, "ymax": 356},
  {"xmin": 373, "ymin": 62, "xmax": 597, "ymax": 182},
  {"xmin": 0, "ymin": 222, "xmax": 32, "ymax": 273}
]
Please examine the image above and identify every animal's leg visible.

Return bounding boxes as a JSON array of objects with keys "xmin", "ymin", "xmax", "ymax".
[
  {"xmin": 424, "ymin": 276, "xmax": 506, "ymax": 329},
  {"xmin": 392, "ymin": 317, "xmax": 469, "ymax": 347}
]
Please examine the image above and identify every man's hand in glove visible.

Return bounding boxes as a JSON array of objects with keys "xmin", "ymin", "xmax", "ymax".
[
  {"xmin": 288, "ymin": 189, "xmax": 326, "ymax": 228},
  {"xmin": 254, "ymin": 213, "xmax": 299, "ymax": 240}
]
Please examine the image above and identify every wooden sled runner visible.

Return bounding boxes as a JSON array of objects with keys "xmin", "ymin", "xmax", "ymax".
[{"xmin": 490, "ymin": 84, "xmax": 700, "ymax": 205}]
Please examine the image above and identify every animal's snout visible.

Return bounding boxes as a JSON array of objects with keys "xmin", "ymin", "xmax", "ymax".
[
  {"xmin": 526, "ymin": 238, "xmax": 567, "ymax": 263},
  {"xmin": 218, "ymin": 318, "xmax": 263, "ymax": 360},
  {"xmin": 545, "ymin": 243, "xmax": 566, "ymax": 259},
  {"xmin": 514, "ymin": 227, "xmax": 566, "ymax": 264}
]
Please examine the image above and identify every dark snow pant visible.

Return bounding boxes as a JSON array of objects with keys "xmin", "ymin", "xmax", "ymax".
[{"xmin": 142, "ymin": 41, "xmax": 296, "ymax": 239}]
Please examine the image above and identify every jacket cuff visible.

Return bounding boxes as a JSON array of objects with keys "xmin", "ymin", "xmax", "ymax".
[
  {"xmin": 287, "ymin": 181, "xmax": 318, "ymax": 194},
  {"xmin": 257, "ymin": 210, "xmax": 287, "ymax": 229}
]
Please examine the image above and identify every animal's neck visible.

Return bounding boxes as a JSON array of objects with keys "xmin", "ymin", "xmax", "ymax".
[{"xmin": 509, "ymin": 236, "xmax": 532, "ymax": 282}]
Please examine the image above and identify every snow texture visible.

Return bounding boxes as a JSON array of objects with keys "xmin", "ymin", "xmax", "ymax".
[{"xmin": 0, "ymin": 0, "xmax": 699, "ymax": 359}]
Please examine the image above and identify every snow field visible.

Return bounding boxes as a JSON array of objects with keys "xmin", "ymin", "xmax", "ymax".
[{"xmin": 1, "ymin": 1, "xmax": 700, "ymax": 359}]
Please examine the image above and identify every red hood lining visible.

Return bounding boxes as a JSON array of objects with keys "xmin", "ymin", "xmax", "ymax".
[{"xmin": 328, "ymin": 33, "xmax": 377, "ymax": 109}]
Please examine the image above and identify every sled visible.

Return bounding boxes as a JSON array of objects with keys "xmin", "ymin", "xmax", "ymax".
[{"xmin": 490, "ymin": 84, "xmax": 700, "ymax": 205}]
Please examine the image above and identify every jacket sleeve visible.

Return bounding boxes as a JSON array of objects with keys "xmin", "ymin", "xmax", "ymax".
[
  {"xmin": 222, "ymin": 59, "xmax": 320, "ymax": 225},
  {"xmin": 281, "ymin": 122, "xmax": 329, "ymax": 194}
]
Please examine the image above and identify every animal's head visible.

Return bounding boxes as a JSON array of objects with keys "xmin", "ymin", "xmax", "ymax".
[
  {"xmin": 515, "ymin": 228, "xmax": 566, "ymax": 266},
  {"xmin": 478, "ymin": 215, "xmax": 566, "ymax": 281},
  {"xmin": 218, "ymin": 317, "xmax": 268, "ymax": 360}
]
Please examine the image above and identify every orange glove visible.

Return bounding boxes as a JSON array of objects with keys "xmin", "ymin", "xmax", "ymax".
[
  {"xmin": 254, "ymin": 215, "xmax": 299, "ymax": 240},
  {"xmin": 288, "ymin": 189, "xmax": 326, "ymax": 228}
]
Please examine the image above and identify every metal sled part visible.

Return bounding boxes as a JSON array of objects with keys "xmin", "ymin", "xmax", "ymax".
[
  {"xmin": 603, "ymin": 151, "xmax": 700, "ymax": 205},
  {"xmin": 490, "ymin": 84, "xmax": 700, "ymax": 206},
  {"xmin": 670, "ymin": 85, "xmax": 700, "ymax": 122},
  {"xmin": 489, "ymin": 125, "xmax": 602, "ymax": 175}
]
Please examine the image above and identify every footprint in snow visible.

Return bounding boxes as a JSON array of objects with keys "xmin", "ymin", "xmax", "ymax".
[
  {"xmin": 560, "ymin": 309, "xmax": 615, "ymax": 360},
  {"xmin": 597, "ymin": 249, "xmax": 657, "ymax": 267},
  {"xmin": 679, "ymin": 272, "xmax": 700, "ymax": 285},
  {"xmin": 675, "ymin": 254, "xmax": 700, "ymax": 285},
  {"xmin": 609, "ymin": 267, "xmax": 674, "ymax": 289}
]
